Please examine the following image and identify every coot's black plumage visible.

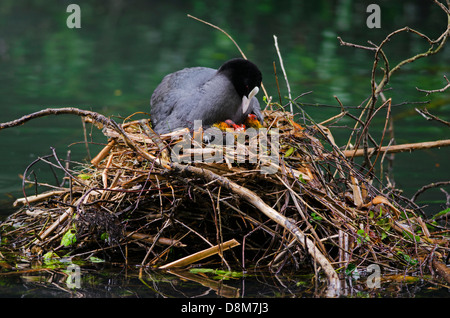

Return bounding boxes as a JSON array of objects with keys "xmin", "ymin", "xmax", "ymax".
[{"xmin": 150, "ymin": 58, "xmax": 263, "ymax": 134}]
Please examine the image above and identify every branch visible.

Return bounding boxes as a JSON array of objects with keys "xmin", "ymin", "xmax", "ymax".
[
  {"xmin": 0, "ymin": 107, "xmax": 113, "ymax": 131},
  {"xmin": 412, "ymin": 180, "xmax": 450, "ymax": 202},
  {"xmin": 415, "ymin": 107, "xmax": 450, "ymax": 127},
  {"xmin": 274, "ymin": 35, "xmax": 293, "ymax": 113},
  {"xmin": 416, "ymin": 75, "xmax": 450, "ymax": 95},
  {"xmin": 159, "ymin": 239, "xmax": 240, "ymax": 269},
  {"xmin": 342, "ymin": 139, "xmax": 450, "ymax": 157}
]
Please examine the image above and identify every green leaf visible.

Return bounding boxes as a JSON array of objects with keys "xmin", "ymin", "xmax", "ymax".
[
  {"xmin": 189, "ymin": 268, "xmax": 215, "ymax": 274},
  {"xmin": 42, "ymin": 251, "xmax": 62, "ymax": 267},
  {"xmin": 89, "ymin": 256, "xmax": 105, "ymax": 263},
  {"xmin": 432, "ymin": 207, "xmax": 450, "ymax": 220},
  {"xmin": 43, "ymin": 251, "xmax": 59, "ymax": 260},
  {"xmin": 356, "ymin": 229, "xmax": 370, "ymax": 245},
  {"xmin": 61, "ymin": 229, "xmax": 77, "ymax": 247},
  {"xmin": 345, "ymin": 263, "xmax": 360, "ymax": 278},
  {"xmin": 189, "ymin": 268, "xmax": 244, "ymax": 279},
  {"xmin": 100, "ymin": 232, "xmax": 109, "ymax": 241},
  {"xmin": 284, "ymin": 147, "xmax": 295, "ymax": 158},
  {"xmin": 402, "ymin": 230, "xmax": 421, "ymax": 243},
  {"xmin": 345, "ymin": 263, "xmax": 356, "ymax": 275},
  {"xmin": 298, "ymin": 174, "xmax": 307, "ymax": 184},
  {"xmin": 77, "ymin": 174, "xmax": 91, "ymax": 180},
  {"xmin": 397, "ymin": 251, "xmax": 418, "ymax": 265}
]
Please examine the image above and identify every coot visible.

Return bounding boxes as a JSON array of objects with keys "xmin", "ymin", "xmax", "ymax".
[{"xmin": 150, "ymin": 58, "xmax": 263, "ymax": 134}]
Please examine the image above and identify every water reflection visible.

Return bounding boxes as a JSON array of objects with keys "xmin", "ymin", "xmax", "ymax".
[
  {"xmin": 0, "ymin": 263, "xmax": 314, "ymax": 298},
  {"xmin": 1, "ymin": 263, "xmax": 448, "ymax": 298}
]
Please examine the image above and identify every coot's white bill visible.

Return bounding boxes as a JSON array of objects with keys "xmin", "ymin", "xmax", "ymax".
[{"xmin": 241, "ymin": 86, "xmax": 260, "ymax": 114}]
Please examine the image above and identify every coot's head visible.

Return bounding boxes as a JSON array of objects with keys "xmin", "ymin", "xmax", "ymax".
[{"xmin": 218, "ymin": 58, "xmax": 262, "ymax": 113}]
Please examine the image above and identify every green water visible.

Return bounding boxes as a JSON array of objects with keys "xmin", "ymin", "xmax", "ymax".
[{"xmin": 0, "ymin": 1, "xmax": 449, "ymax": 297}]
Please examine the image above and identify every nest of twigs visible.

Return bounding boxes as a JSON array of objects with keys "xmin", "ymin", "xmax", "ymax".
[{"xmin": 1, "ymin": 108, "xmax": 449, "ymax": 295}]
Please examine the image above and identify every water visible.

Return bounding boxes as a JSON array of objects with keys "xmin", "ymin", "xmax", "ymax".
[
  {"xmin": 0, "ymin": 261, "xmax": 446, "ymax": 298},
  {"xmin": 0, "ymin": 1, "xmax": 449, "ymax": 297}
]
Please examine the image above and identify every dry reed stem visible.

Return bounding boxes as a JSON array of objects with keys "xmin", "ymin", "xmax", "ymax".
[
  {"xmin": 273, "ymin": 35, "xmax": 293, "ymax": 113},
  {"xmin": 159, "ymin": 239, "xmax": 240, "ymax": 269},
  {"xmin": 342, "ymin": 139, "xmax": 450, "ymax": 157}
]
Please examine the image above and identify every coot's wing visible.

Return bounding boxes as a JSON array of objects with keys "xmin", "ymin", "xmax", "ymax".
[
  {"xmin": 194, "ymin": 72, "xmax": 241, "ymax": 127},
  {"xmin": 150, "ymin": 72, "xmax": 176, "ymax": 126},
  {"xmin": 150, "ymin": 67, "xmax": 216, "ymax": 134}
]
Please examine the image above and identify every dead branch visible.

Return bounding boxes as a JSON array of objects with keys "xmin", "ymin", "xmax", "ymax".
[
  {"xmin": 412, "ymin": 180, "xmax": 450, "ymax": 202},
  {"xmin": 0, "ymin": 107, "xmax": 113, "ymax": 131},
  {"xmin": 274, "ymin": 35, "xmax": 293, "ymax": 113},
  {"xmin": 159, "ymin": 239, "xmax": 240, "ymax": 269},
  {"xmin": 416, "ymin": 75, "xmax": 450, "ymax": 96},
  {"xmin": 415, "ymin": 108, "xmax": 450, "ymax": 127},
  {"xmin": 343, "ymin": 139, "xmax": 450, "ymax": 158}
]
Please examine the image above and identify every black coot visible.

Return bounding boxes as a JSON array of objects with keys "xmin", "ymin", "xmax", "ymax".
[{"xmin": 150, "ymin": 58, "xmax": 263, "ymax": 135}]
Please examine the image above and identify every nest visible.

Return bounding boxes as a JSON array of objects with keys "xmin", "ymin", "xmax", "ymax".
[{"xmin": 1, "ymin": 108, "xmax": 449, "ymax": 294}]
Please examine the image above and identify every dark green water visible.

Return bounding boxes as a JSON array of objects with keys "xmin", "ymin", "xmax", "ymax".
[{"xmin": 0, "ymin": 1, "xmax": 449, "ymax": 298}]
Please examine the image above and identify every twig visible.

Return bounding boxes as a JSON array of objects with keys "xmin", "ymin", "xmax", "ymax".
[
  {"xmin": 159, "ymin": 239, "xmax": 240, "ymax": 269},
  {"xmin": 273, "ymin": 61, "xmax": 282, "ymax": 105},
  {"xmin": 366, "ymin": 98, "xmax": 392, "ymax": 176},
  {"xmin": 125, "ymin": 231, "xmax": 186, "ymax": 248},
  {"xmin": 187, "ymin": 14, "xmax": 269, "ymax": 101},
  {"xmin": 13, "ymin": 190, "xmax": 68, "ymax": 207},
  {"xmin": 187, "ymin": 14, "xmax": 246, "ymax": 60},
  {"xmin": 91, "ymin": 139, "xmax": 117, "ymax": 167},
  {"xmin": 0, "ymin": 107, "xmax": 112, "ymax": 131},
  {"xmin": 416, "ymin": 75, "xmax": 450, "ymax": 95},
  {"xmin": 37, "ymin": 207, "xmax": 74, "ymax": 241},
  {"xmin": 337, "ymin": 36, "xmax": 377, "ymax": 51},
  {"xmin": 273, "ymin": 35, "xmax": 293, "ymax": 113},
  {"xmin": 342, "ymin": 139, "xmax": 450, "ymax": 158},
  {"xmin": 415, "ymin": 108, "xmax": 450, "ymax": 127},
  {"xmin": 412, "ymin": 180, "xmax": 450, "ymax": 202}
]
